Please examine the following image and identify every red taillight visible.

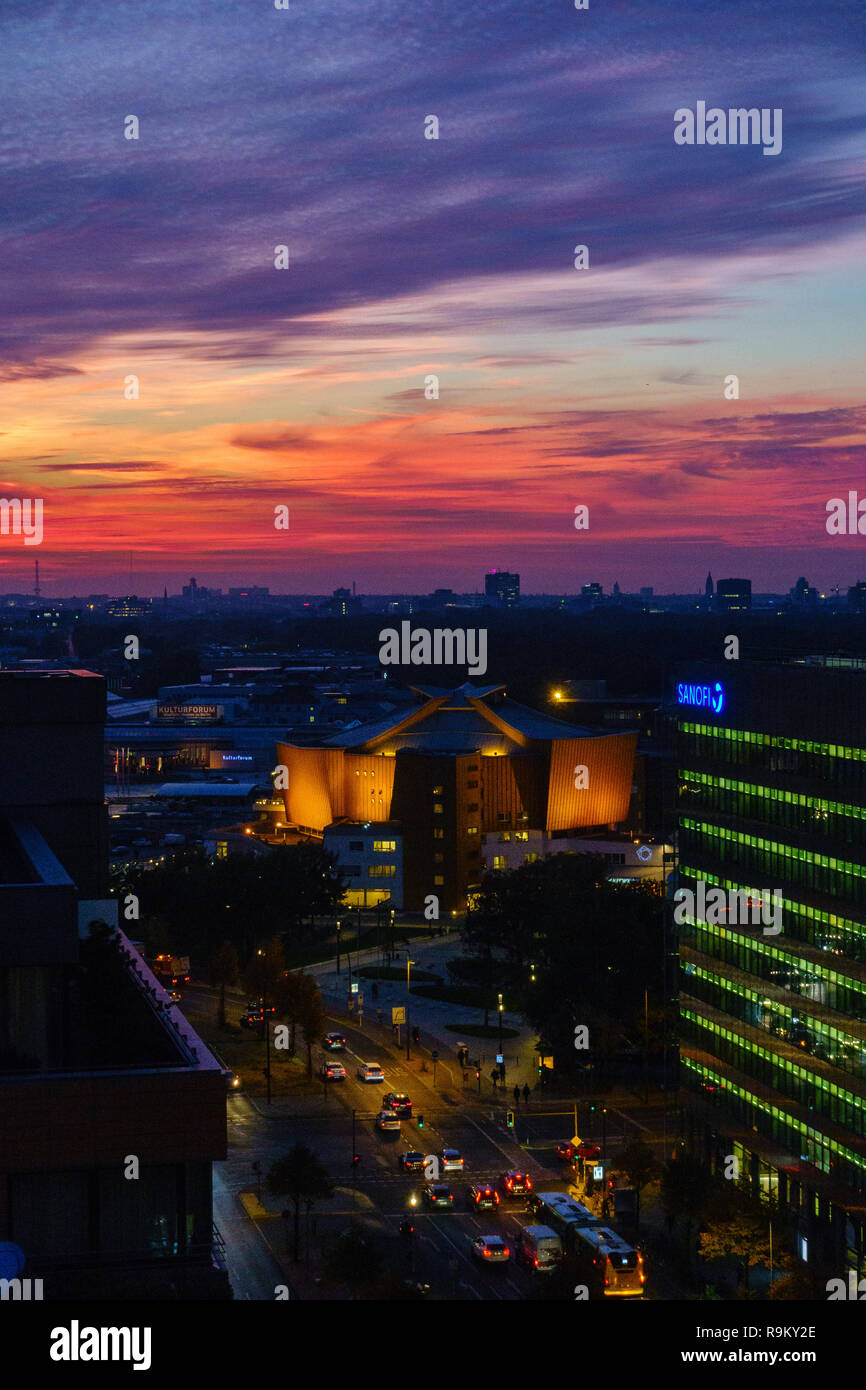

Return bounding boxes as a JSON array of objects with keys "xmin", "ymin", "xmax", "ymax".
[
  {"xmin": 534, "ymin": 1257, "xmax": 539, "ymax": 1267},
  {"xmin": 483, "ymin": 1249, "xmax": 490, "ymax": 1257},
  {"xmin": 503, "ymin": 1248, "xmax": 510, "ymax": 1258}
]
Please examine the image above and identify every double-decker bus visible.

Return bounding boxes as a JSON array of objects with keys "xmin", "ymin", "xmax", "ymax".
[{"xmin": 571, "ymin": 1224, "xmax": 646, "ymax": 1297}]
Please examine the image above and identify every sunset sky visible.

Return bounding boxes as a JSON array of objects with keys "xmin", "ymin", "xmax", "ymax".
[{"xmin": 0, "ymin": 0, "xmax": 864, "ymax": 596}]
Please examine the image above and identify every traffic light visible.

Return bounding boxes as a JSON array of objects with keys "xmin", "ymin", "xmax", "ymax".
[
  {"xmin": 417, "ymin": 1114, "xmax": 424, "ymax": 1128},
  {"xmin": 432, "ymin": 1050, "xmax": 439, "ymax": 1062},
  {"xmin": 475, "ymin": 1069, "xmax": 480, "ymax": 1081},
  {"xmin": 537, "ymin": 1062, "xmax": 542, "ymax": 1075},
  {"xmin": 412, "ymin": 1027, "xmax": 420, "ymax": 1044},
  {"xmin": 506, "ymin": 1110, "xmax": 515, "ymax": 1129},
  {"xmin": 352, "ymin": 1154, "xmax": 361, "ymax": 1167}
]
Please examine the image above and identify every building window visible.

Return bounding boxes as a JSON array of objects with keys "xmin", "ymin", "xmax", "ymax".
[
  {"xmin": 373, "ymin": 840, "xmax": 396, "ymax": 852},
  {"xmin": 432, "ymin": 785, "xmax": 444, "ymax": 795},
  {"xmin": 467, "ymin": 803, "xmax": 479, "ymax": 812},
  {"xmin": 493, "ymin": 856, "xmax": 506, "ymax": 870},
  {"xmin": 524, "ymin": 853, "xmax": 538, "ymax": 864},
  {"xmin": 433, "ymin": 804, "xmax": 444, "ymax": 814},
  {"xmin": 433, "ymin": 829, "xmax": 444, "ymax": 839},
  {"xmin": 468, "ymin": 764, "xmax": 478, "ymax": 771},
  {"xmin": 349, "ymin": 841, "xmax": 364, "ymax": 851},
  {"xmin": 467, "ymin": 781, "xmax": 478, "ymax": 789},
  {"xmin": 467, "ymin": 826, "xmax": 479, "ymax": 835},
  {"xmin": 368, "ymin": 865, "xmax": 396, "ymax": 878},
  {"xmin": 434, "ymin": 875, "xmax": 444, "ymax": 886},
  {"xmin": 216, "ymin": 842, "xmax": 228, "ymax": 858},
  {"xmin": 514, "ymin": 831, "xmax": 528, "ymax": 842},
  {"xmin": 498, "ymin": 832, "xmax": 511, "ymax": 842},
  {"xmin": 434, "ymin": 853, "xmax": 444, "ymax": 863},
  {"xmin": 344, "ymin": 866, "xmax": 361, "ymax": 877}
]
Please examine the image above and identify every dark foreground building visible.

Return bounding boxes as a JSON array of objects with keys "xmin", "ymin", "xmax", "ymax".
[
  {"xmin": 670, "ymin": 658, "xmax": 866, "ymax": 1274},
  {"xmin": 277, "ymin": 681, "xmax": 637, "ymax": 911},
  {"xmin": 0, "ymin": 670, "xmax": 229, "ymax": 1299}
]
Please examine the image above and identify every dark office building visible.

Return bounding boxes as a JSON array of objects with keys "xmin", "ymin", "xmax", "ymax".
[
  {"xmin": 670, "ymin": 659, "xmax": 866, "ymax": 1272},
  {"xmin": 0, "ymin": 670, "xmax": 229, "ymax": 1300},
  {"xmin": 484, "ymin": 570, "xmax": 519, "ymax": 607},
  {"xmin": 714, "ymin": 577, "xmax": 752, "ymax": 612}
]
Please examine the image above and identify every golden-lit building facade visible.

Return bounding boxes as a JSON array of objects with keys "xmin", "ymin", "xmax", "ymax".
[{"xmin": 277, "ymin": 682, "xmax": 637, "ymax": 910}]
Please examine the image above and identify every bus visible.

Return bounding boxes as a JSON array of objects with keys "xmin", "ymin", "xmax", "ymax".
[
  {"xmin": 528, "ymin": 1191, "xmax": 598, "ymax": 1242},
  {"xmin": 571, "ymin": 1224, "xmax": 646, "ymax": 1298}
]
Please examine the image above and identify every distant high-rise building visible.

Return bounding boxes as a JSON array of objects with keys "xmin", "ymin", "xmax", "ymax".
[
  {"xmin": 790, "ymin": 577, "xmax": 818, "ymax": 609},
  {"xmin": 705, "ymin": 572, "xmax": 713, "ymax": 597},
  {"xmin": 485, "ymin": 570, "xmax": 519, "ymax": 606},
  {"xmin": 639, "ymin": 586, "xmax": 654, "ymax": 600},
  {"xmin": 326, "ymin": 586, "xmax": 360, "ymax": 617},
  {"xmin": 848, "ymin": 582, "xmax": 866, "ymax": 612},
  {"xmin": 581, "ymin": 583, "xmax": 603, "ymax": 600},
  {"xmin": 715, "ymin": 578, "xmax": 751, "ymax": 612}
]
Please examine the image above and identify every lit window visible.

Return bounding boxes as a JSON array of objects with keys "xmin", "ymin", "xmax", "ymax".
[
  {"xmin": 467, "ymin": 826, "xmax": 478, "ymax": 836},
  {"xmin": 434, "ymin": 853, "xmax": 444, "ymax": 863},
  {"xmin": 493, "ymin": 856, "xmax": 506, "ymax": 870},
  {"xmin": 433, "ymin": 804, "xmax": 444, "ymax": 814},
  {"xmin": 432, "ymin": 785, "xmax": 444, "ymax": 794},
  {"xmin": 433, "ymin": 829, "xmax": 444, "ymax": 839},
  {"xmin": 373, "ymin": 840, "xmax": 396, "ymax": 852},
  {"xmin": 434, "ymin": 875, "xmax": 444, "ymax": 886},
  {"xmin": 368, "ymin": 865, "xmax": 396, "ymax": 878}
]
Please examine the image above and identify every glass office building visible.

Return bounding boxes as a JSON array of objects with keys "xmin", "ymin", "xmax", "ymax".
[{"xmin": 669, "ymin": 659, "xmax": 866, "ymax": 1273}]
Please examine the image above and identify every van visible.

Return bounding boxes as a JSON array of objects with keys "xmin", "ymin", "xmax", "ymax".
[{"xmin": 517, "ymin": 1224, "xmax": 562, "ymax": 1272}]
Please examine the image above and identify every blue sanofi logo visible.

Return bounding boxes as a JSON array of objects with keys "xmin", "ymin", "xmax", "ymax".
[{"xmin": 677, "ymin": 680, "xmax": 725, "ymax": 714}]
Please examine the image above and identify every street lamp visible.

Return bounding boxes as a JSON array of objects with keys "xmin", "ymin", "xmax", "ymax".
[
  {"xmin": 406, "ymin": 958, "xmax": 415, "ymax": 1061},
  {"xmin": 336, "ymin": 919, "xmax": 342, "ymax": 975},
  {"xmin": 498, "ymin": 992, "xmax": 504, "ymax": 1055}
]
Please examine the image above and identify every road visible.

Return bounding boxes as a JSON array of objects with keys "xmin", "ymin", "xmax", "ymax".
[{"xmin": 195, "ymin": 985, "xmax": 665, "ymax": 1300}]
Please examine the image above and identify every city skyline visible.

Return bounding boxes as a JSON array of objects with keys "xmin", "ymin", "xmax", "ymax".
[{"xmin": 0, "ymin": 1, "xmax": 864, "ymax": 594}]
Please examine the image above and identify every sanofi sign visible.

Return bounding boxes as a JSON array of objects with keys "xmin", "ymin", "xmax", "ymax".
[{"xmin": 676, "ymin": 680, "xmax": 725, "ymax": 715}]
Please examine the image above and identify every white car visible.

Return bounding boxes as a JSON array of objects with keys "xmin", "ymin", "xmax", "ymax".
[
  {"xmin": 357, "ymin": 1062, "xmax": 385, "ymax": 1083},
  {"xmin": 376, "ymin": 1111, "xmax": 401, "ymax": 1133},
  {"xmin": 442, "ymin": 1149, "xmax": 464, "ymax": 1172},
  {"xmin": 472, "ymin": 1235, "xmax": 511, "ymax": 1264},
  {"xmin": 321, "ymin": 1061, "xmax": 346, "ymax": 1081}
]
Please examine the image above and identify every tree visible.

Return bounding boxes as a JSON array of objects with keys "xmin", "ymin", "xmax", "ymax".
[
  {"xmin": 660, "ymin": 1149, "xmax": 714, "ymax": 1264},
  {"xmin": 699, "ymin": 1186, "xmax": 792, "ymax": 1296},
  {"xmin": 210, "ymin": 940, "xmax": 239, "ymax": 1026},
  {"xmin": 242, "ymin": 937, "xmax": 286, "ymax": 1029},
  {"xmin": 273, "ymin": 969, "xmax": 309, "ymax": 1055},
  {"xmin": 266, "ymin": 1143, "xmax": 332, "ymax": 1262},
  {"xmin": 611, "ymin": 1135, "xmax": 660, "ymax": 1229},
  {"xmin": 296, "ymin": 974, "xmax": 326, "ymax": 1078}
]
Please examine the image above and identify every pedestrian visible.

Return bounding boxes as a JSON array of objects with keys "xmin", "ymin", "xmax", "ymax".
[
  {"xmin": 513, "ymin": 1084, "xmax": 520, "ymax": 1105},
  {"xmin": 522, "ymin": 1083, "xmax": 530, "ymax": 1105},
  {"xmin": 490, "ymin": 1068, "xmax": 499, "ymax": 1091}
]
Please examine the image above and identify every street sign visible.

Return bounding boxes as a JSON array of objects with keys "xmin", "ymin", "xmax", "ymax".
[
  {"xmin": 592, "ymin": 1164, "xmax": 604, "ymax": 1181},
  {"xmin": 350, "ymin": 981, "xmax": 359, "ymax": 994},
  {"xmin": 392, "ymin": 1006, "xmax": 406, "ymax": 1025},
  {"xmin": 495, "ymin": 1054, "xmax": 503, "ymax": 1065}
]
